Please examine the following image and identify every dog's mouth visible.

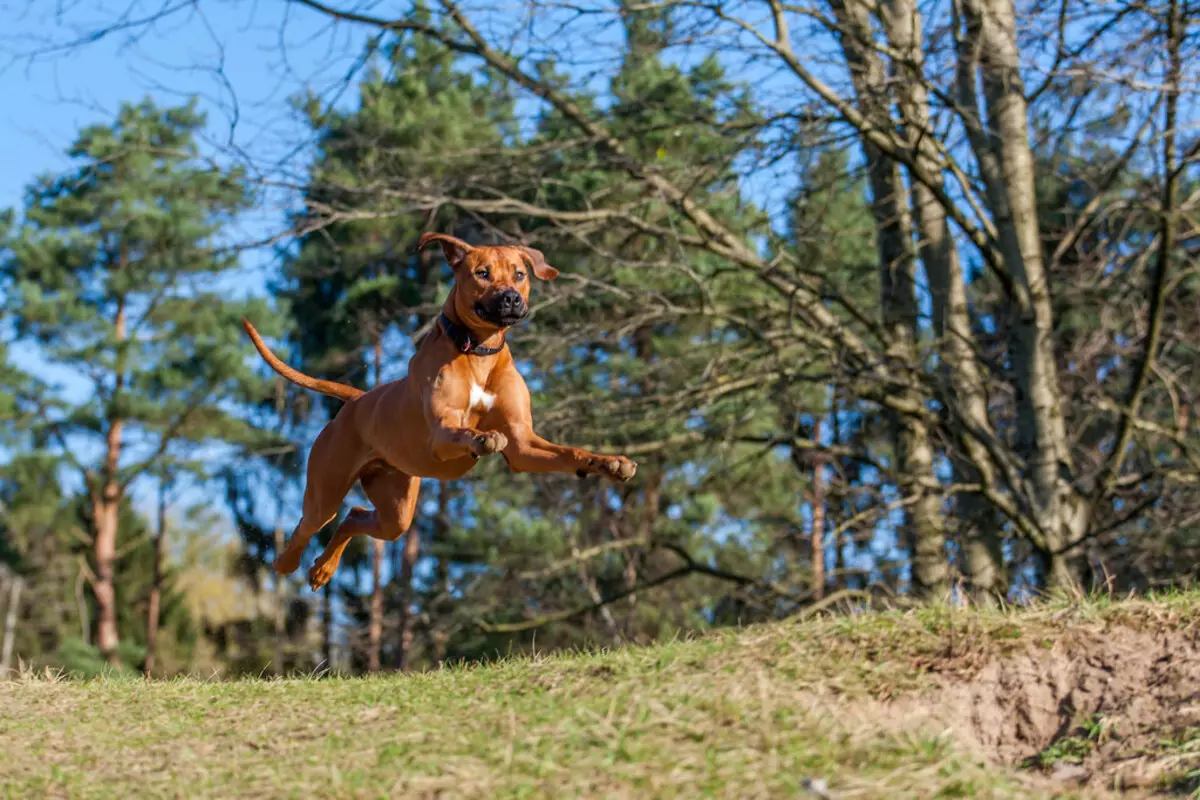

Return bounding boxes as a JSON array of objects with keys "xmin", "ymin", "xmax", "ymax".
[{"xmin": 474, "ymin": 299, "xmax": 528, "ymax": 328}]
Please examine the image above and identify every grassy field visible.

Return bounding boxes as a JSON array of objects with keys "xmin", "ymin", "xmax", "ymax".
[{"xmin": 3, "ymin": 593, "xmax": 1199, "ymax": 799}]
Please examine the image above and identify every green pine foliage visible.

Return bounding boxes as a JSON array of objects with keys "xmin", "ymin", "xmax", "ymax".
[
  {"xmin": 2, "ymin": 98, "xmax": 282, "ymax": 476},
  {"xmin": 0, "ymin": 98, "xmax": 287, "ymax": 670}
]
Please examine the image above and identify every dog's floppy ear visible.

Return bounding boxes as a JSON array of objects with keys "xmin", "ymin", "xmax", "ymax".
[
  {"xmin": 518, "ymin": 247, "xmax": 560, "ymax": 281},
  {"xmin": 417, "ymin": 232, "xmax": 474, "ymax": 268}
]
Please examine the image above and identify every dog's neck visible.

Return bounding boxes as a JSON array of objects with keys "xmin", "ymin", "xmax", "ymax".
[{"xmin": 441, "ymin": 294, "xmax": 507, "ymax": 355}]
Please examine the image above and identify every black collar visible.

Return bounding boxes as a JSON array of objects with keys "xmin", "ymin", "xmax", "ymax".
[{"xmin": 439, "ymin": 312, "xmax": 506, "ymax": 356}]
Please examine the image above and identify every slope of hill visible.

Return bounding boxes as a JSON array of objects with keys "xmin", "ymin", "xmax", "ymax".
[{"xmin": 3, "ymin": 593, "xmax": 1198, "ymax": 798}]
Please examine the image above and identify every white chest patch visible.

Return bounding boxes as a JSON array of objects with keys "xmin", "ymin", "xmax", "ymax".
[{"xmin": 469, "ymin": 382, "xmax": 496, "ymax": 411}]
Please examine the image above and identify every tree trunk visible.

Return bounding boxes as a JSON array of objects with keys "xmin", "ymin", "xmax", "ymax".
[
  {"xmin": 831, "ymin": 0, "xmax": 949, "ymax": 598},
  {"xmin": 94, "ymin": 297, "xmax": 127, "ymax": 664},
  {"xmin": 367, "ymin": 541, "xmax": 385, "ymax": 673},
  {"xmin": 830, "ymin": 398, "xmax": 848, "ymax": 591},
  {"xmin": 428, "ymin": 481, "xmax": 454, "ymax": 668},
  {"xmin": 882, "ymin": 0, "xmax": 1006, "ymax": 603},
  {"xmin": 629, "ymin": 471, "xmax": 661, "ymax": 634},
  {"xmin": 393, "ymin": 471, "xmax": 425, "ymax": 673},
  {"xmin": 322, "ymin": 581, "xmax": 333, "ymax": 671},
  {"xmin": 578, "ymin": 483, "xmax": 622, "ymax": 641},
  {"xmin": 394, "ymin": 528, "xmax": 420, "ymax": 671},
  {"xmin": 270, "ymin": 376, "xmax": 289, "ymax": 677},
  {"xmin": 810, "ymin": 422, "xmax": 827, "ymax": 602},
  {"xmin": 92, "ymin": 484, "xmax": 121, "ymax": 664},
  {"xmin": 75, "ymin": 564, "xmax": 90, "ymax": 645},
  {"xmin": 273, "ymin": 522, "xmax": 286, "ymax": 677},
  {"xmin": 957, "ymin": 0, "xmax": 1086, "ymax": 590},
  {"xmin": 1, "ymin": 572, "xmax": 22, "ymax": 676},
  {"xmin": 792, "ymin": 417, "xmax": 826, "ymax": 601},
  {"xmin": 625, "ymin": 327, "xmax": 659, "ymax": 631},
  {"xmin": 367, "ymin": 338, "xmax": 385, "ymax": 673},
  {"xmin": 142, "ymin": 474, "xmax": 169, "ymax": 677}
]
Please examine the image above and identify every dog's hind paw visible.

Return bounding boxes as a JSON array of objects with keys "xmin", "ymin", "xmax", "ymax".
[{"xmin": 308, "ymin": 558, "xmax": 338, "ymax": 592}]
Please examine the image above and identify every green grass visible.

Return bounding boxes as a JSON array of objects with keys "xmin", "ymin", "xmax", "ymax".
[
  {"xmin": 1027, "ymin": 715, "xmax": 1110, "ymax": 769},
  {"xmin": 6, "ymin": 593, "xmax": 1198, "ymax": 799}
]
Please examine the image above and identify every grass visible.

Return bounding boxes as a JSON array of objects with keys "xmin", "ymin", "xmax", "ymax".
[
  {"xmin": 1147, "ymin": 726, "xmax": 1200, "ymax": 795},
  {"xmin": 4, "ymin": 592, "xmax": 1198, "ymax": 799},
  {"xmin": 1027, "ymin": 715, "xmax": 1110, "ymax": 769}
]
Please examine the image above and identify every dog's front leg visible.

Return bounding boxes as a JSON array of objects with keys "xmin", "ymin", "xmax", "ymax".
[
  {"xmin": 501, "ymin": 424, "xmax": 637, "ymax": 482},
  {"xmin": 424, "ymin": 379, "xmax": 508, "ymax": 461},
  {"xmin": 429, "ymin": 411, "xmax": 508, "ymax": 461}
]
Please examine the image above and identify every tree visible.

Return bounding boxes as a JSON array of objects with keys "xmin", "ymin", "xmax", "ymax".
[{"xmin": 0, "ymin": 99, "xmax": 284, "ymax": 664}]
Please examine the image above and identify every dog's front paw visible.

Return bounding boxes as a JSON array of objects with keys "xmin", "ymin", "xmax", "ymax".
[
  {"xmin": 597, "ymin": 455, "xmax": 637, "ymax": 482},
  {"xmin": 471, "ymin": 431, "xmax": 509, "ymax": 457}
]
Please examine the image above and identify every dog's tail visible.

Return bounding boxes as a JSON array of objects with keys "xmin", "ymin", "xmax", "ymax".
[{"xmin": 242, "ymin": 318, "xmax": 364, "ymax": 403}]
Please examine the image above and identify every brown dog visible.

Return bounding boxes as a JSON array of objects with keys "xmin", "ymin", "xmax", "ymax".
[{"xmin": 243, "ymin": 233, "xmax": 637, "ymax": 591}]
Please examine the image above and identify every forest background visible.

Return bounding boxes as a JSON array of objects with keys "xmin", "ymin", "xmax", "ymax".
[{"xmin": 0, "ymin": 0, "xmax": 1196, "ymax": 676}]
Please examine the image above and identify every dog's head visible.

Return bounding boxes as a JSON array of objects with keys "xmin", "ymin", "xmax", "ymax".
[{"xmin": 418, "ymin": 233, "xmax": 559, "ymax": 330}]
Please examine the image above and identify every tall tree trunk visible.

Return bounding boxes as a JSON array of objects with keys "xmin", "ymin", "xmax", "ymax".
[
  {"xmin": 831, "ymin": 0, "xmax": 949, "ymax": 598},
  {"xmin": 368, "ymin": 540, "xmax": 385, "ymax": 673},
  {"xmin": 273, "ymin": 522, "xmax": 286, "ymax": 677},
  {"xmin": 428, "ymin": 481, "xmax": 453, "ymax": 668},
  {"xmin": 92, "ymin": 480, "xmax": 121, "ymax": 664},
  {"xmin": 272, "ymin": 377, "xmax": 288, "ymax": 678},
  {"xmin": 624, "ymin": 326, "xmax": 658, "ymax": 633},
  {"xmin": 394, "ymin": 528, "xmax": 420, "ymax": 671},
  {"xmin": 142, "ymin": 473, "xmax": 169, "ymax": 677},
  {"xmin": 393, "ymin": 465, "xmax": 424, "ymax": 673},
  {"xmin": 792, "ymin": 418, "xmax": 827, "ymax": 600},
  {"xmin": 1, "ymin": 571, "xmax": 22, "ymax": 676},
  {"xmin": 882, "ymin": 0, "xmax": 1006, "ymax": 603},
  {"xmin": 628, "ymin": 470, "xmax": 662, "ymax": 636},
  {"xmin": 322, "ymin": 581, "xmax": 333, "ymax": 671},
  {"xmin": 94, "ymin": 297, "xmax": 127, "ymax": 664},
  {"xmin": 578, "ymin": 483, "xmax": 621, "ymax": 641},
  {"xmin": 958, "ymin": 0, "xmax": 1083, "ymax": 589},
  {"xmin": 830, "ymin": 396, "xmax": 849, "ymax": 591},
  {"xmin": 75, "ymin": 564, "xmax": 90, "ymax": 645},
  {"xmin": 810, "ymin": 419, "xmax": 827, "ymax": 602},
  {"xmin": 367, "ymin": 338, "xmax": 385, "ymax": 673}
]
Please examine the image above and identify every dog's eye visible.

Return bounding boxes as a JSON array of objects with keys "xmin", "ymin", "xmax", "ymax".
[
  {"xmin": 474, "ymin": 269, "xmax": 490, "ymax": 281},
  {"xmin": 514, "ymin": 271, "xmax": 526, "ymax": 282}
]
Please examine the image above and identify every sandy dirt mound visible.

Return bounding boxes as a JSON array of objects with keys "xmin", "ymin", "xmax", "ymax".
[{"xmin": 922, "ymin": 617, "xmax": 1200, "ymax": 795}]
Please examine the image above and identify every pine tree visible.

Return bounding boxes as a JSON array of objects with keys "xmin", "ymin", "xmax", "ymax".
[{"xmin": 0, "ymin": 99, "xmax": 285, "ymax": 665}]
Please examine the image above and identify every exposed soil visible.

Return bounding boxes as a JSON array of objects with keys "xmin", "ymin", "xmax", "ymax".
[{"xmin": 920, "ymin": 617, "xmax": 1200, "ymax": 796}]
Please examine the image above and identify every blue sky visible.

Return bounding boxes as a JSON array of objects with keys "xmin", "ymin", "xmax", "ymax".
[
  {"xmin": 0, "ymin": 2, "xmax": 381, "ymax": 552},
  {"xmin": 0, "ymin": 2, "xmax": 373, "ymax": 230}
]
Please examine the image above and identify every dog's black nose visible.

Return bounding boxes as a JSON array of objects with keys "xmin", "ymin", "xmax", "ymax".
[{"xmin": 499, "ymin": 290, "xmax": 523, "ymax": 312}]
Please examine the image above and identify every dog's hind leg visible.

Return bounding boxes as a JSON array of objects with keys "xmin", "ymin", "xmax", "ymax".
[
  {"xmin": 306, "ymin": 466, "xmax": 420, "ymax": 591},
  {"xmin": 274, "ymin": 421, "xmax": 364, "ymax": 577}
]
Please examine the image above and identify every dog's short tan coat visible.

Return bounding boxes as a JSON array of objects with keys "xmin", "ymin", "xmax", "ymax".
[{"xmin": 244, "ymin": 233, "xmax": 636, "ymax": 590}]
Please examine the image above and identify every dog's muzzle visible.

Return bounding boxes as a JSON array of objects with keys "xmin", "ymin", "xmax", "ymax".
[{"xmin": 476, "ymin": 289, "xmax": 528, "ymax": 327}]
